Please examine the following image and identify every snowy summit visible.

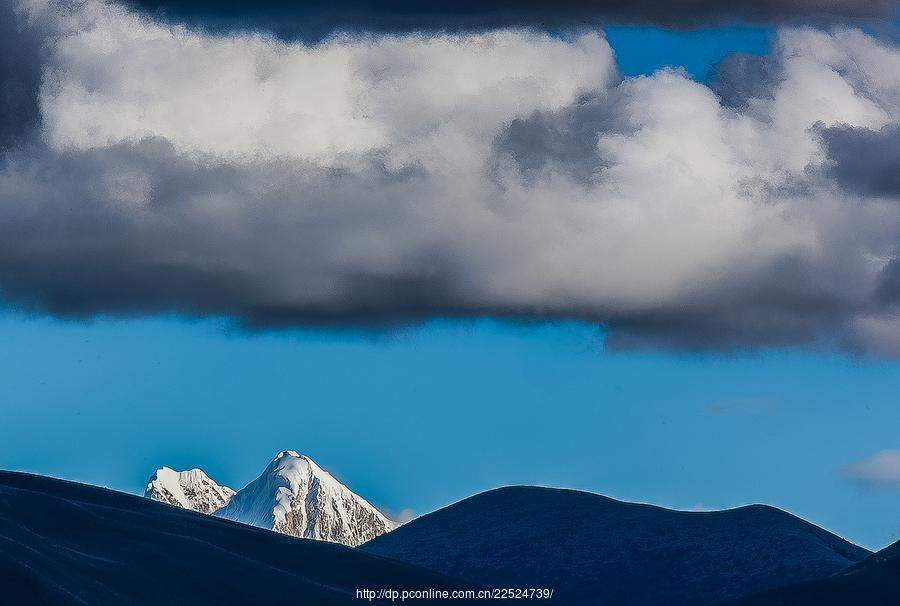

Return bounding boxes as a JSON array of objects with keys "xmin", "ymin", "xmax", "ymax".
[
  {"xmin": 144, "ymin": 467, "xmax": 235, "ymax": 514},
  {"xmin": 215, "ymin": 451, "xmax": 396, "ymax": 547},
  {"xmin": 144, "ymin": 451, "xmax": 396, "ymax": 547}
]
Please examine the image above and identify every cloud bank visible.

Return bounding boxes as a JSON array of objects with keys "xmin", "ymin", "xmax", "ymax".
[
  {"xmin": 122, "ymin": 0, "xmax": 900, "ymax": 36},
  {"xmin": 5, "ymin": 0, "xmax": 900, "ymax": 353},
  {"xmin": 843, "ymin": 450, "xmax": 900, "ymax": 488}
]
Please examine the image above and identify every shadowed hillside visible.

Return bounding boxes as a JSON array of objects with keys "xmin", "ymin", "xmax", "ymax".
[
  {"xmin": 721, "ymin": 540, "xmax": 900, "ymax": 605},
  {"xmin": 362, "ymin": 486, "xmax": 869, "ymax": 606},
  {"xmin": 0, "ymin": 471, "xmax": 478, "ymax": 605}
]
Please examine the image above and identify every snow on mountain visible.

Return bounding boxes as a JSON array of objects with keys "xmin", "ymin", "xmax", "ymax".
[
  {"xmin": 144, "ymin": 467, "xmax": 235, "ymax": 514},
  {"xmin": 214, "ymin": 451, "xmax": 396, "ymax": 547}
]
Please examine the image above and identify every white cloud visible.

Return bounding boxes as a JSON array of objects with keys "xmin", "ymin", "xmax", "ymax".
[
  {"xmin": 843, "ymin": 450, "xmax": 900, "ymax": 488},
  {"xmin": 41, "ymin": 1, "xmax": 614, "ymax": 164},
  {"xmin": 5, "ymin": 0, "xmax": 900, "ymax": 353}
]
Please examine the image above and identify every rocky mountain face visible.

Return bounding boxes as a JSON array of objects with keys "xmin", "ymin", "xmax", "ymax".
[
  {"xmin": 214, "ymin": 451, "xmax": 396, "ymax": 547},
  {"xmin": 144, "ymin": 467, "xmax": 235, "ymax": 514},
  {"xmin": 145, "ymin": 451, "xmax": 396, "ymax": 547}
]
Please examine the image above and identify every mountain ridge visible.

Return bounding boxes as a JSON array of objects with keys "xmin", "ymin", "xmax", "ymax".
[
  {"xmin": 362, "ymin": 485, "xmax": 869, "ymax": 606},
  {"xmin": 145, "ymin": 451, "xmax": 396, "ymax": 547},
  {"xmin": 0, "ymin": 470, "xmax": 479, "ymax": 605}
]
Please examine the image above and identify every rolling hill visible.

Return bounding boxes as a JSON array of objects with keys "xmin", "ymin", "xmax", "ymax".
[
  {"xmin": 362, "ymin": 486, "xmax": 869, "ymax": 606},
  {"xmin": 0, "ymin": 470, "xmax": 477, "ymax": 605},
  {"xmin": 721, "ymin": 540, "xmax": 900, "ymax": 605}
]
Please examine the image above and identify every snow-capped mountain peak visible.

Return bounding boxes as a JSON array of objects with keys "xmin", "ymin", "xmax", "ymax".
[
  {"xmin": 144, "ymin": 466, "xmax": 235, "ymax": 514},
  {"xmin": 214, "ymin": 451, "xmax": 396, "ymax": 546}
]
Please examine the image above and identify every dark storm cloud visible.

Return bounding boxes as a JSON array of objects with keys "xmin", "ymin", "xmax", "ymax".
[
  {"xmin": 0, "ymin": 138, "xmax": 466, "ymax": 326},
  {"xmin": 124, "ymin": 0, "xmax": 899, "ymax": 37},
  {"xmin": 711, "ymin": 52, "xmax": 780, "ymax": 109},
  {"xmin": 5, "ymin": 0, "xmax": 900, "ymax": 355},
  {"xmin": 602, "ymin": 252, "xmax": 870, "ymax": 351},
  {"xmin": 0, "ymin": 136, "xmax": 869, "ymax": 342},
  {"xmin": 819, "ymin": 124, "xmax": 900, "ymax": 198},
  {"xmin": 0, "ymin": 0, "xmax": 45, "ymax": 148},
  {"xmin": 875, "ymin": 258, "xmax": 900, "ymax": 305},
  {"xmin": 491, "ymin": 95, "xmax": 627, "ymax": 184}
]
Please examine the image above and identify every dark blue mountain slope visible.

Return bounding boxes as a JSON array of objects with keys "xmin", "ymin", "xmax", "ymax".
[
  {"xmin": 362, "ymin": 486, "xmax": 869, "ymax": 606},
  {"xmin": 721, "ymin": 540, "xmax": 900, "ymax": 605},
  {"xmin": 0, "ymin": 470, "xmax": 478, "ymax": 605}
]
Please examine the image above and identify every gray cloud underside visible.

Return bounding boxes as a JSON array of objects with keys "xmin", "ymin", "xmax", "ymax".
[
  {"xmin": 123, "ymin": 0, "xmax": 900, "ymax": 36},
  {"xmin": 819, "ymin": 124, "xmax": 900, "ymax": 198},
  {"xmin": 4, "ymin": 0, "xmax": 900, "ymax": 354},
  {"xmin": 0, "ymin": 0, "xmax": 44, "ymax": 148}
]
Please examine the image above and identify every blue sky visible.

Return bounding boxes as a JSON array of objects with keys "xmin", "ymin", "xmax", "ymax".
[
  {"xmin": 603, "ymin": 24, "xmax": 769, "ymax": 78},
  {"xmin": 3, "ymin": 21, "xmax": 900, "ymax": 551},
  {"xmin": 3, "ymin": 311, "xmax": 900, "ymax": 550}
]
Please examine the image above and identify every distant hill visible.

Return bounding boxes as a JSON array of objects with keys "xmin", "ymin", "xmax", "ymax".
[
  {"xmin": 0, "ymin": 470, "xmax": 477, "ymax": 605},
  {"xmin": 720, "ymin": 540, "xmax": 900, "ymax": 605},
  {"xmin": 361, "ymin": 486, "xmax": 869, "ymax": 606}
]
